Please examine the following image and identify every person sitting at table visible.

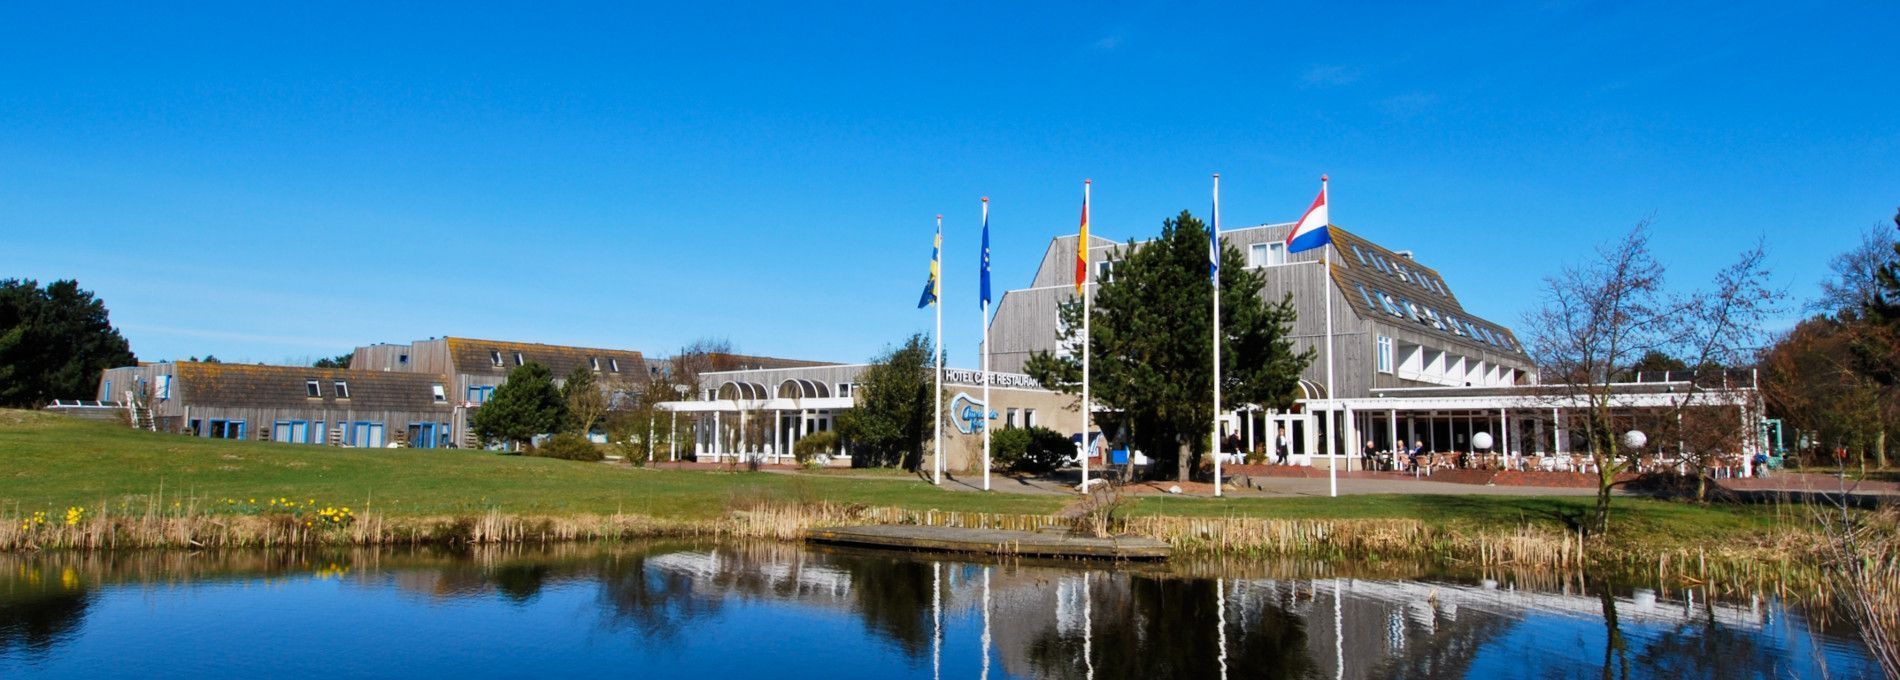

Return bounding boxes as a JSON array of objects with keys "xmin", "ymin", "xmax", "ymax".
[
  {"xmin": 1362, "ymin": 439, "xmax": 1378, "ymax": 471},
  {"xmin": 1407, "ymin": 441, "xmax": 1425, "ymax": 472}
]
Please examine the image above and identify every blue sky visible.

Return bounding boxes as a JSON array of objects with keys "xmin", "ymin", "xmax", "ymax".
[{"xmin": 3, "ymin": 2, "xmax": 1896, "ymax": 366}]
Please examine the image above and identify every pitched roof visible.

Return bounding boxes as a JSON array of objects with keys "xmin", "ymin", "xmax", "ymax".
[
  {"xmin": 1327, "ymin": 226, "xmax": 1529, "ymax": 358},
  {"xmin": 174, "ymin": 362, "xmax": 451, "ymax": 411},
  {"xmin": 444, "ymin": 337, "xmax": 649, "ymax": 379}
]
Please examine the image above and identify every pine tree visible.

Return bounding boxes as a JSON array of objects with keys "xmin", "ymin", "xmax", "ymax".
[
  {"xmin": 836, "ymin": 334, "xmax": 936, "ymax": 471},
  {"xmin": 469, "ymin": 362, "xmax": 565, "ymax": 450},
  {"xmin": 0, "ymin": 279, "xmax": 136, "ymax": 407},
  {"xmin": 1025, "ymin": 210, "xmax": 1311, "ymax": 481}
]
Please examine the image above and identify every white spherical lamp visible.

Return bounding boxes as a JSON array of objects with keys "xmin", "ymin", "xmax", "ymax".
[
  {"xmin": 1622, "ymin": 430, "xmax": 1648, "ymax": 450},
  {"xmin": 1471, "ymin": 432, "xmax": 1494, "ymax": 451}
]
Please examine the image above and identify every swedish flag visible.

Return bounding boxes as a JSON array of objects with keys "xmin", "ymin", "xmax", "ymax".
[{"xmin": 917, "ymin": 226, "xmax": 940, "ymax": 308}]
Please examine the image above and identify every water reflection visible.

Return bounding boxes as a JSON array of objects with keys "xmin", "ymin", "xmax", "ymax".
[{"xmin": 0, "ymin": 544, "xmax": 1882, "ymax": 679}]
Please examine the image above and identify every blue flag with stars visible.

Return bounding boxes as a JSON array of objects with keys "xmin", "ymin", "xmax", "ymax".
[{"xmin": 979, "ymin": 202, "xmax": 991, "ymax": 308}]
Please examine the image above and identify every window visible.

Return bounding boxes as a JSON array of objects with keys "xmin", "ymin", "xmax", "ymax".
[
  {"xmin": 1351, "ymin": 244, "xmax": 1369, "ymax": 265},
  {"xmin": 1445, "ymin": 315, "xmax": 1467, "ymax": 336},
  {"xmin": 431, "ymin": 384, "xmax": 447, "ymax": 402},
  {"xmin": 1377, "ymin": 336, "xmax": 1394, "ymax": 374},
  {"xmin": 1005, "ymin": 408, "xmax": 1018, "ymax": 428},
  {"xmin": 1097, "ymin": 260, "xmax": 1114, "ymax": 281},
  {"xmin": 103, "ymin": 379, "xmax": 112, "ymax": 401},
  {"xmin": 590, "ymin": 357, "xmax": 601, "ymax": 371},
  {"xmin": 157, "ymin": 375, "xmax": 171, "ymax": 400},
  {"xmin": 333, "ymin": 381, "xmax": 350, "ymax": 399},
  {"xmin": 1373, "ymin": 289, "xmax": 1403, "ymax": 317},
  {"xmin": 1374, "ymin": 256, "xmax": 1392, "ymax": 273},
  {"xmin": 305, "ymin": 379, "xmax": 321, "ymax": 397},
  {"xmin": 1356, "ymin": 284, "xmax": 1378, "ymax": 311},
  {"xmin": 609, "ymin": 358, "xmax": 620, "ymax": 372},
  {"xmin": 1423, "ymin": 307, "xmax": 1446, "ymax": 330},
  {"xmin": 1398, "ymin": 298, "xmax": 1424, "ymax": 323},
  {"xmin": 1394, "ymin": 264, "xmax": 1410, "ymax": 283},
  {"xmin": 837, "ymin": 383, "xmax": 853, "ymax": 398},
  {"xmin": 1023, "ymin": 408, "xmax": 1036, "ymax": 429},
  {"xmin": 490, "ymin": 350, "xmax": 503, "ymax": 367},
  {"xmin": 513, "ymin": 352, "xmax": 524, "ymax": 366},
  {"xmin": 398, "ymin": 354, "xmax": 409, "ymax": 365},
  {"xmin": 1249, "ymin": 242, "xmax": 1287, "ymax": 267},
  {"xmin": 466, "ymin": 385, "xmax": 494, "ymax": 404}
]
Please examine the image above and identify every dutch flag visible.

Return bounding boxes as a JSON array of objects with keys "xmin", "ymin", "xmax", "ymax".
[{"xmin": 1285, "ymin": 175, "xmax": 1331, "ymax": 254}]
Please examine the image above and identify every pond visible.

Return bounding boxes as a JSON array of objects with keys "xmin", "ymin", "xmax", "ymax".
[{"xmin": 0, "ymin": 542, "xmax": 1882, "ymax": 679}]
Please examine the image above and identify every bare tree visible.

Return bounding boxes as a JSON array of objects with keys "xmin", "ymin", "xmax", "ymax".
[
  {"xmin": 1524, "ymin": 223, "xmax": 1780, "ymax": 531},
  {"xmin": 1663, "ymin": 243, "xmax": 1782, "ymax": 500},
  {"xmin": 1814, "ymin": 221, "xmax": 1900, "ymax": 317},
  {"xmin": 1524, "ymin": 224, "xmax": 1676, "ymax": 533}
]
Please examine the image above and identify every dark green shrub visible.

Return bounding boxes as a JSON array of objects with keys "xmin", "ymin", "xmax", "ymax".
[
  {"xmin": 793, "ymin": 431, "xmax": 839, "ymax": 467},
  {"xmin": 532, "ymin": 433, "xmax": 605, "ymax": 462},
  {"xmin": 991, "ymin": 426, "xmax": 1068, "ymax": 474},
  {"xmin": 990, "ymin": 427, "xmax": 1032, "ymax": 471}
]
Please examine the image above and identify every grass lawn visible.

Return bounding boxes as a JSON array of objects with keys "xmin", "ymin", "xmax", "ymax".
[
  {"xmin": 1127, "ymin": 492, "xmax": 1800, "ymax": 546},
  {"xmin": 0, "ymin": 410, "xmax": 1799, "ymax": 545},
  {"xmin": 0, "ymin": 411, "xmax": 1065, "ymax": 519}
]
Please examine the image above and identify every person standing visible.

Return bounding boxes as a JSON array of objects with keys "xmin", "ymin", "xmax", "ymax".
[{"xmin": 1275, "ymin": 432, "xmax": 1290, "ymax": 465}]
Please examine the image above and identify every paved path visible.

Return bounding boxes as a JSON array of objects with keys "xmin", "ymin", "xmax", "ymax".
[{"xmin": 911, "ymin": 470, "xmax": 1605, "ymax": 498}]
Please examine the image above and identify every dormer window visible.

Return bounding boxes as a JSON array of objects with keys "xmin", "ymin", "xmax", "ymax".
[
  {"xmin": 609, "ymin": 358, "xmax": 620, "ymax": 372},
  {"xmin": 513, "ymin": 352, "xmax": 524, "ymax": 366},
  {"xmin": 431, "ymin": 384, "xmax": 446, "ymax": 402},
  {"xmin": 590, "ymin": 357, "xmax": 601, "ymax": 371},
  {"xmin": 490, "ymin": 350, "xmax": 504, "ymax": 367},
  {"xmin": 306, "ymin": 379, "xmax": 321, "ymax": 397},
  {"xmin": 333, "ymin": 381, "xmax": 350, "ymax": 399}
]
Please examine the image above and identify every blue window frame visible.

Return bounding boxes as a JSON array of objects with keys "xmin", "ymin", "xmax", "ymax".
[
  {"xmin": 348, "ymin": 421, "xmax": 385, "ymax": 447},
  {"xmin": 272, "ymin": 420, "xmax": 310, "ymax": 444},
  {"xmin": 208, "ymin": 419, "xmax": 246, "ymax": 440},
  {"xmin": 467, "ymin": 385, "xmax": 495, "ymax": 404}
]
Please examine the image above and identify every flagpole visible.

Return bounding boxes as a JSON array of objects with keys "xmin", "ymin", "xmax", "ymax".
[
  {"xmin": 1211, "ymin": 173, "xmax": 1223, "ymax": 498},
  {"xmin": 1080, "ymin": 179, "xmax": 1092, "ymax": 493},
  {"xmin": 981, "ymin": 197, "xmax": 992, "ymax": 492},
  {"xmin": 1322, "ymin": 176, "xmax": 1337, "ymax": 498},
  {"xmin": 934, "ymin": 214, "xmax": 945, "ymax": 486}
]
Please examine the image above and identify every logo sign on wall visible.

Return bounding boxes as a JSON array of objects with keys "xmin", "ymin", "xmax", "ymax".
[{"xmin": 949, "ymin": 392, "xmax": 995, "ymax": 435}]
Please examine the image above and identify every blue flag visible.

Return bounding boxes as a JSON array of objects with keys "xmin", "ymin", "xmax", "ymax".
[
  {"xmin": 1210, "ymin": 179, "xmax": 1221, "ymax": 281},
  {"xmin": 979, "ymin": 201, "xmax": 991, "ymax": 308}
]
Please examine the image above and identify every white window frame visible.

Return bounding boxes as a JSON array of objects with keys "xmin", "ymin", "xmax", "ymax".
[
  {"xmin": 333, "ymin": 381, "xmax": 350, "ymax": 399},
  {"xmin": 590, "ymin": 357, "xmax": 601, "ymax": 371},
  {"xmin": 305, "ymin": 379, "xmax": 321, "ymax": 398},
  {"xmin": 513, "ymin": 352, "xmax": 524, "ymax": 366},
  {"xmin": 609, "ymin": 358, "xmax": 620, "ymax": 372},
  {"xmin": 490, "ymin": 350, "xmax": 503, "ymax": 367},
  {"xmin": 1376, "ymin": 335, "xmax": 1394, "ymax": 374},
  {"xmin": 431, "ymin": 384, "xmax": 447, "ymax": 402}
]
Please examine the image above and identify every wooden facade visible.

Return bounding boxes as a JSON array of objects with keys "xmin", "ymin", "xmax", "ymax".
[
  {"xmin": 98, "ymin": 362, "xmax": 455, "ymax": 447},
  {"xmin": 986, "ymin": 224, "xmax": 1535, "ymax": 402}
]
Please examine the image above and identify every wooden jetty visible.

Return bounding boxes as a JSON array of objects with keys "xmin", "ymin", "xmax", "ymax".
[{"xmin": 805, "ymin": 525, "xmax": 1172, "ymax": 561}]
